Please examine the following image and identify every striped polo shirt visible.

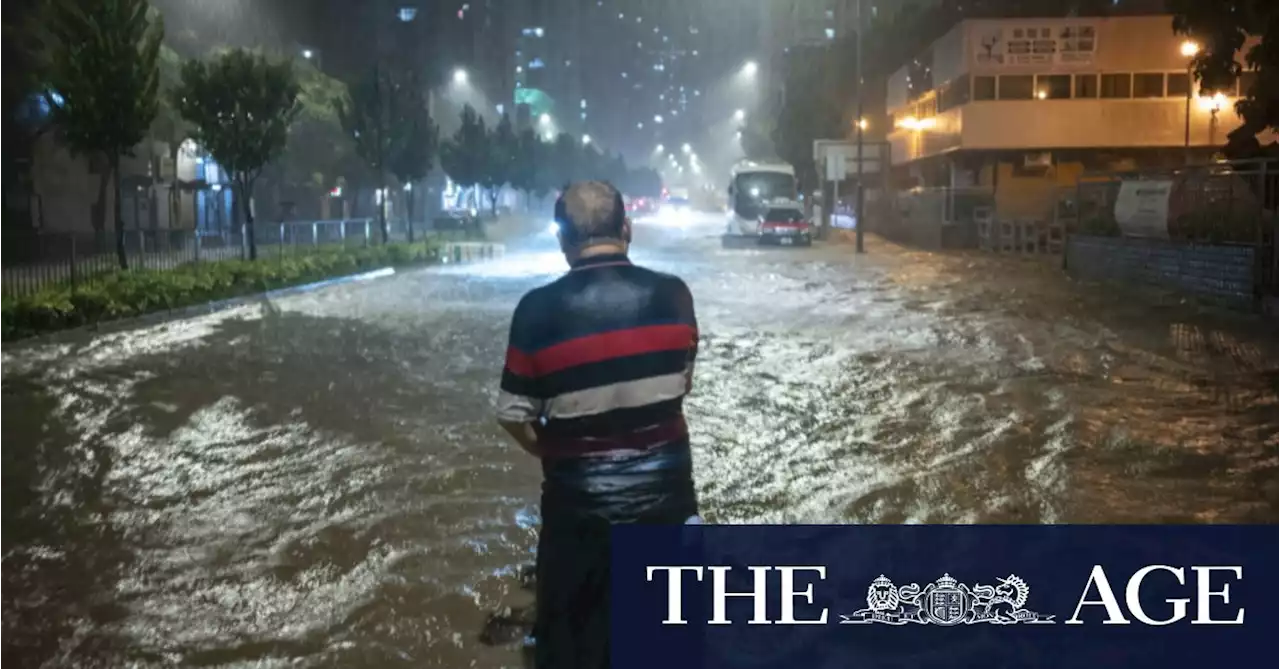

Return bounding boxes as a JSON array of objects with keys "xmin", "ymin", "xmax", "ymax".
[{"xmin": 497, "ymin": 252, "xmax": 698, "ymax": 462}]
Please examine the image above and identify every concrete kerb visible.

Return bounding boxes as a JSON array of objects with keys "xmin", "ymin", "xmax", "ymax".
[{"xmin": 2, "ymin": 242, "xmax": 508, "ymax": 348}]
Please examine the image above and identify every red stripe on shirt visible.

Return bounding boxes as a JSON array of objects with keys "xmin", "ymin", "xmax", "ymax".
[
  {"xmin": 532, "ymin": 324, "xmax": 696, "ymax": 376},
  {"xmin": 505, "ymin": 346, "xmax": 538, "ymax": 378}
]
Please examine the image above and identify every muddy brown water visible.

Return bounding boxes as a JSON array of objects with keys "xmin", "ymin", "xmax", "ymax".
[{"xmin": 4, "ymin": 219, "xmax": 1275, "ymax": 667}]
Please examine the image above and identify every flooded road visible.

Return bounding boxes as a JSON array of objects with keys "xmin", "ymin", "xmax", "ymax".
[{"xmin": 4, "ymin": 213, "xmax": 1276, "ymax": 667}]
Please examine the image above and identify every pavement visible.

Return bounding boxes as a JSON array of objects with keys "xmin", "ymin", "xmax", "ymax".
[{"xmin": 2, "ymin": 209, "xmax": 1275, "ymax": 667}]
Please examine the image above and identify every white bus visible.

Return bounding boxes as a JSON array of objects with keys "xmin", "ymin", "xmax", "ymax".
[{"xmin": 725, "ymin": 160, "xmax": 798, "ymax": 237}]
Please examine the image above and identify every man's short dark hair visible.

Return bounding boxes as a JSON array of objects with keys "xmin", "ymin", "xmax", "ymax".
[{"xmin": 556, "ymin": 181, "xmax": 625, "ymax": 245}]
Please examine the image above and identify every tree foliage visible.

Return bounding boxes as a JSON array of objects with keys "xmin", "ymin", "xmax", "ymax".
[
  {"xmin": 339, "ymin": 65, "xmax": 437, "ymax": 241},
  {"xmin": 1171, "ymin": 0, "xmax": 1277, "ymax": 159},
  {"xmin": 439, "ymin": 105, "xmax": 489, "ymax": 208},
  {"xmin": 173, "ymin": 49, "xmax": 300, "ymax": 260},
  {"xmin": 43, "ymin": 0, "xmax": 164, "ymax": 268},
  {"xmin": 481, "ymin": 113, "xmax": 518, "ymax": 215}
]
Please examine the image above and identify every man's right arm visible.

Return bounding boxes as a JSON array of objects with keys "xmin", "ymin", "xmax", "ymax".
[{"xmin": 497, "ymin": 294, "xmax": 545, "ymax": 457}]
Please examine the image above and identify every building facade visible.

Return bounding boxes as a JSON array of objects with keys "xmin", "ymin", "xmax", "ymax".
[{"xmin": 884, "ymin": 14, "xmax": 1261, "ymax": 219}]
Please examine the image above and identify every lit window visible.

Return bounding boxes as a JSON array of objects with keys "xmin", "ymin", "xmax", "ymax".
[
  {"xmin": 398, "ymin": 7, "xmax": 417, "ymax": 22},
  {"xmin": 619, "ymin": 13, "xmax": 624, "ymax": 19},
  {"xmin": 654, "ymin": 114, "xmax": 664, "ymax": 123},
  {"xmin": 662, "ymin": 35, "xmax": 668, "ymax": 42},
  {"xmin": 637, "ymin": 16, "xmax": 642, "ymax": 23},
  {"xmin": 659, "ymin": 93, "xmax": 665, "ymax": 101},
  {"xmin": 580, "ymin": 112, "xmax": 586, "ymax": 120},
  {"xmin": 621, "ymin": 71, "xmax": 628, "ymax": 78},
  {"xmin": 692, "ymin": 50, "xmax": 698, "ymax": 56},
  {"xmin": 565, "ymin": 59, "xmax": 572, "ymax": 66},
  {"xmin": 581, "ymin": 99, "xmax": 587, "ymax": 109},
  {"xmin": 535, "ymin": 27, "xmax": 544, "ymax": 37},
  {"xmin": 653, "ymin": 27, "xmax": 659, "ymax": 33},
  {"xmin": 516, "ymin": 65, "xmax": 523, "ymax": 73},
  {"xmin": 637, "ymin": 122, "xmax": 644, "ymax": 129},
  {"xmin": 825, "ymin": 28, "xmax": 835, "ymax": 39},
  {"xmin": 529, "ymin": 58, "xmax": 545, "ymax": 69}
]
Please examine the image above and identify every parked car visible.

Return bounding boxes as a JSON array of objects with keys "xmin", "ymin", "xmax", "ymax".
[{"xmin": 758, "ymin": 202, "xmax": 812, "ymax": 247}]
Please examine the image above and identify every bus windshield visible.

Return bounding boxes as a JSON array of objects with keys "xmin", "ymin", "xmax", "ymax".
[{"xmin": 732, "ymin": 172, "xmax": 796, "ymax": 220}]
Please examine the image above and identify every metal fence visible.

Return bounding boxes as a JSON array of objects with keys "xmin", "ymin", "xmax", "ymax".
[
  {"xmin": 1061, "ymin": 158, "xmax": 1278, "ymax": 312},
  {"xmin": 1, "ymin": 217, "xmax": 481, "ymax": 299}
]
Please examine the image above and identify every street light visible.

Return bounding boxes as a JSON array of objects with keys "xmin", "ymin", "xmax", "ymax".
[
  {"xmin": 453, "ymin": 68, "xmax": 468, "ymax": 85},
  {"xmin": 857, "ymin": 118, "xmax": 868, "ymax": 130},
  {"xmin": 539, "ymin": 113, "xmax": 551, "ymax": 125},
  {"xmin": 582, "ymin": 134, "xmax": 592, "ymax": 145},
  {"xmin": 301, "ymin": 49, "xmax": 314, "ymax": 59},
  {"xmin": 681, "ymin": 143, "xmax": 691, "ymax": 153},
  {"xmin": 654, "ymin": 144, "xmax": 664, "ymax": 153},
  {"xmin": 742, "ymin": 61, "xmax": 758, "ymax": 76},
  {"xmin": 1181, "ymin": 40, "xmax": 1200, "ymax": 161},
  {"xmin": 734, "ymin": 109, "xmax": 746, "ymax": 121}
]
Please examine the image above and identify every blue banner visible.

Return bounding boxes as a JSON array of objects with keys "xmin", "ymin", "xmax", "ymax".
[{"xmin": 610, "ymin": 525, "xmax": 1276, "ymax": 668}]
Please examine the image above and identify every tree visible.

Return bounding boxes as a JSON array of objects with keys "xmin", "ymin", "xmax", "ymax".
[
  {"xmin": 550, "ymin": 132, "xmax": 582, "ymax": 185},
  {"xmin": 339, "ymin": 64, "xmax": 425, "ymax": 244},
  {"xmin": 43, "ymin": 0, "xmax": 164, "ymax": 269},
  {"xmin": 385, "ymin": 89, "xmax": 437, "ymax": 242},
  {"xmin": 439, "ymin": 105, "xmax": 488, "ymax": 212},
  {"xmin": 481, "ymin": 113, "xmax": 517, "ymax": 216},
  {"xmin": 1172, "ymin": 0, "xmax": 1277, "ymax": 160},
  {"xmin": 173, "ymin": 49, "xmax": 300, "ymax": 261},
  {"xmin": 509, "ymin": 128, "xmax": 541, "ymax": 209},
  {"xmin": 272, "ymin": 59, "xmax": 352, "ymax": 222},
  {"xmin": 738, "ymin": 115, "xmax": 776, "ymax": 161}
]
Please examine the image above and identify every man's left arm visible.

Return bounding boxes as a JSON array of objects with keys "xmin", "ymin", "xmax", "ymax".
[{"xmin": 497, "ymin": 295, "xmax": 544, "ymax": 457}]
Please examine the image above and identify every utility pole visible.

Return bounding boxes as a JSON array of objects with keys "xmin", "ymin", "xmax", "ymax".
[{"xmin": 854, "ymin": 0, "xmax": 865, "ymax": 254}]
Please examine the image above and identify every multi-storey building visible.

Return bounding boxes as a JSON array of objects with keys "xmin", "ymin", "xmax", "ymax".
[{"xmin": 884, "ymin": 14, "xmax": 1261, "ymax": 219}]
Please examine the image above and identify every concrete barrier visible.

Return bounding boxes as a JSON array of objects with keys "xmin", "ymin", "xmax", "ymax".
[{"xmin": 440, "ymin": 241, "xmax": 507, "ymax": 264}]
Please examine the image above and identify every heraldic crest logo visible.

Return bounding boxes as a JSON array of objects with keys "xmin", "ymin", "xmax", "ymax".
[{"xmin": 839, "ymin": 573, "xmax": 1056, "ymax": 626}]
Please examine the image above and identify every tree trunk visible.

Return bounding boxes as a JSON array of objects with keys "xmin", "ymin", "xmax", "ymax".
[
  {"xmin": 93, "ymin": 163, "xmax": 109, "ymax": 238},
  {"xmin": 111, "ymin": 154, "xmax": 128, "ymax": 270},
  {"xmin": 378, "ymin": 182, "xmax": 389, "ymax": 245},
  {"xmin": 406, "ymin": 188, "xmax": 416, "ymax": 242},
  {"xmin": 240, "ymin": 177, "xmax": 258, "ymax": 260}
]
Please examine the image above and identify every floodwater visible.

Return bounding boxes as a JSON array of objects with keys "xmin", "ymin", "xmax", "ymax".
[{"xmin": 3, "ymin": 213, "xmax": 1276, "ymax": 667}]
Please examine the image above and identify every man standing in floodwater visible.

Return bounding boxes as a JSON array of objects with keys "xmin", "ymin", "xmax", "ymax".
[{"xmin": 497, "ymin": 181, "xmax": 701, "ymax": 668}]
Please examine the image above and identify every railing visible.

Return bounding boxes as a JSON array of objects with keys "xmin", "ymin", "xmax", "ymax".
[
  {"xmin": 1061, "ymin": 158, "xmax": 1278, "ymax": 313},
  {"xmin": 1, "ymin": 217, "xmax": 483, "ymax": 299}
]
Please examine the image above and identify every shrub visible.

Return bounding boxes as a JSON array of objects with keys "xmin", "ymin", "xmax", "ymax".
[{"xmin": 2, "ymin": 240, "xmax": 442, "ymax": 340}]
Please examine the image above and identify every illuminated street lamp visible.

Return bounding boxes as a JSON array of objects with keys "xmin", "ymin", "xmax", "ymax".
[
  {"xmin": 539, "ymin": 113, "xmax": 551, "ymax": 125},
  {"xmin": 742, "ymin": 60, "xmax": 758, "ymax": 77},
  {"xmin": 582, "ymin": 134, "xmax": 592, "ymax": 145},
  {"xmin": 301, "ymin": 49, "xmax": 314, "ymax": 59},
  {"xmin": 681, "ymin": 143, "xmax": 691, "ymax": 153},
  {"xmin": 453, "ymin": 68, "xmax": 468, "ymax": 85},
  {"xmin": 734, "ymin": 109, "xmax": 746, "ymax": 121},
  {"xmin": 1181, "ymin": 40, "xmax": 1200, "ymax": 160},
  {"xmin": 654, "ymin": 144, "xmax": 664, "ymax": 153},
  {"xmin": 856, "ymin": 118, "xmax": 869, "ymax": 130}
]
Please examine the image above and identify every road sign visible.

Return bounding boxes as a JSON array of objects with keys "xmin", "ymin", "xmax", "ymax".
[{"xmin": 814, "ymin": 139, "xmax": 885, "ymax": 179}]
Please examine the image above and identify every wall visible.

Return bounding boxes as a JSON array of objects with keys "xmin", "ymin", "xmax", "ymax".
[
  {"xmin": 981, "ymin": 159, "xmax": 1085, "ymax": 220},
  {"xmin": 1065, "ymin": 235, "xmax": 1259, "ymax": 308}
]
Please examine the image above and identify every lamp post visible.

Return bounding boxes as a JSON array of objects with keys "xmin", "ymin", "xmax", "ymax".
[
  {"xmin": 1181, "ymin": 40, "xmax": 1199, "ymax": 163},
  {"xmin": 854, "ymin": 0, "xmax": 865, "ymax": 253}
]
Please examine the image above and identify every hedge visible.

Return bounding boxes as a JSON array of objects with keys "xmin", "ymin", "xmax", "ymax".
[{"xmin": 2, "ymin": 240, "xmax": 443, "ymax": 340}]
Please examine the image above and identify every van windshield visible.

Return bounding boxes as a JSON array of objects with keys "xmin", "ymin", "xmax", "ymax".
[{"xmin": 732, "ymin": 172, "xmax": 796, "ymax": 220}]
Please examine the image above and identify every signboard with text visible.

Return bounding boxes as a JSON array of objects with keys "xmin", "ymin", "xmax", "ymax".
[
  {"xmin": 1114, "ymin": 180, "xmax": 1173, "ymax": 239},
  {"xmin": 814, "ymin": 140, "xmax": 884, "ymax": 180},
  {"xmin": 973, "ymin": 22, "xmax": 1097, "ymax": 68}
]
